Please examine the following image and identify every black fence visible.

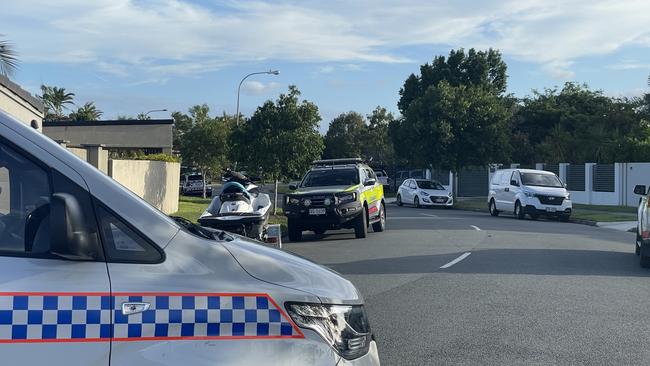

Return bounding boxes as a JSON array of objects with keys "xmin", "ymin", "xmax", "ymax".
[
  {"xmin": 593, "ymin": 164, "xmax": 615, "ymax": 192},
  {"xmin": 566, "ymin": 164, "xmax": 585, "ymax": 191}
]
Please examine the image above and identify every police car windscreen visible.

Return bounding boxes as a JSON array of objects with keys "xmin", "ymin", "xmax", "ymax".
[
  {"xmin": 521, "ymin": 173, "xmax": 563, "ymax": 188},
  {"xmin": 417, "ymin": 180, "xmax": 445, "ymax": 190},
  {"xmin": 302, "ymin": 169, "xmax": 360, "ymax": 187}
]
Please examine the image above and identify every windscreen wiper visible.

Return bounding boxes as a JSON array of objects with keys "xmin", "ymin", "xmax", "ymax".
[{"xmin": 169, "ymin": 216, "xmax": 233, "ymax": 241}]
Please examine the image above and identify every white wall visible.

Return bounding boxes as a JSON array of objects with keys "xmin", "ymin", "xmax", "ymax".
[{"xmin": 109, "ymin": 160, "xmax": 180, "ymax": 214}]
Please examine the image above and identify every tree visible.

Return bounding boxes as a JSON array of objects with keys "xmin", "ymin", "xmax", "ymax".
[
  {"xmin": 0, "ymin": 36, "xmax": 17, "ymax": 77},
  {"xmin": 233, "ymin": 85, "xmax": 323, "ymax": 181},
  {"xmin": 40, "ymin": 85, "xmax": 75, "ymax": 120},
  {"xmin": 69, "ymin": 102, "xmax": 102, "ymax": 121},
  {"xmin": 323, "ymin": 112, "xmax": 367, "ymax": 159},
  {"xmin": 393, "ymin": 48, "xmax": 512, "ymax": 173},
  {"xmin": 362, "ymin": 106, "xmax": 396, "ymax": 166},
  {"xmin": 177, "ymin": 104, "xmax": 230, "ymax": 198}
]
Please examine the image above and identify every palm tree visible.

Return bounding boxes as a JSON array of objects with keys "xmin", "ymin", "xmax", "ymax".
[
  {"xmin": 69, "ymin": 102, "xmax": 102, "ymax": 121},
  {"xmin": 40, "ymin": 85, "xmax": 75, "ymax": 120},
  {"xmin": 0, "ymin": 36, "xmax": 17, "ymax": 77}
]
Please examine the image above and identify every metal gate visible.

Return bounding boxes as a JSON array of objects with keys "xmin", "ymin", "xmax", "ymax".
[{"xmin": 458, "ymin": 167, "xmax": 488, "ymax": 197}]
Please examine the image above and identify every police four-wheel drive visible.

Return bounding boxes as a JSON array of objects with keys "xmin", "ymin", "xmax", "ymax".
[
  {"xmin": 0, "ymin": 111, "xmax": 380, "ymax": 365},
  {"xmin": 284, "ymin": 158, "xmax": 386, "ymax": 241}
]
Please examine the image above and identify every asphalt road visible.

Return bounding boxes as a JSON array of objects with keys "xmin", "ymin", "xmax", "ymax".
[{"xmin": 283, "ymin": 204, "xmax": 650, "ymax": 366}]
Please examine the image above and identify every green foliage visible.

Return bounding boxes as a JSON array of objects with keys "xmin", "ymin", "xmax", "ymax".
[
  {"xmin": 177, "ymin": 105, "xmax": 230, "ymax": 194},
  {"xmin": 69, "ymin": 102, "xmax": 102, "ymax": 121},
  {"xmin": 40, "ymin": 85, "xmax": 76, "ymax": 120},
  {"xmin": 394, "ymin": 48, "xmax": 512, "ymax": 171},
  {"xmin": 514, "ymin": 83, "xmax": 650, "ymax": 163},
  {"xmin": 233, "ymin": 85, "xmax": 324, "ymax": 181},
  {"xmin": 135, "ymin": 153, "xmax": 179, "ymax": 163},
  {"xmin": 323, "ymin": 112, "xmax": 366, "ymax": 159},
  {"xmin": 0, "ymin": 36, "xmax": 17, "ymax": 77},
  {"xmin": 322, "ymin": 106, "xmax": 397, "ymax": 167}
]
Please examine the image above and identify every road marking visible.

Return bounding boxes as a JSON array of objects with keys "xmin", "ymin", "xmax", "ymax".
[
  {"xmin": 470, "ymin": 225, "xmax": 481, "ymax": 231},
  {"xmin": 420, "ymin": 213, "xmax": 439, "ymax": 218},
  {"xmin": 439, "ymin": 252, "xmax": 471, "ymax": 269},
  {"xmin": 388, "ymin": 217, "xmax": 463, "ymax": 220}
]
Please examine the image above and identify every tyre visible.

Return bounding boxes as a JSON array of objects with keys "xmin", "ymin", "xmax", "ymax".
[
  {"xmin": 489, "ymin": 199, "xmax": 499, "ymax": 217},
  {"xmin": 288, "ymin": 220, "xmax": 302, "ymax": 242},
  {"xmin": 414, "ymin": 196, "xmax": 421, "ymax": 208},
  {"xmin": 372, "ymin": 203, "xmax": 386, "ymax": 232},
  {"xmin": 354, "ymin": 209, "xmax": 368, "ymax": 239},
  {"xmin": 314, "ymin": 229, "xmax": 326, "ymax": 236},
  {"xmin": 559, "ymin": 214, "xmax": 570, "ymax": 222},
  {"xmin": 636, "ymin": 228, "xmax": 641, "ymax": 256},
  {"xmin": 514, "ymin": 201, "xmax": 525, "ymax": 220},
  {"xmin": 529, "ymin": 213, "xmax": 539, "ymax": 220},
  {"xmin": 397, "ymin": 194, "xmax": 403, "ymax": 206}
]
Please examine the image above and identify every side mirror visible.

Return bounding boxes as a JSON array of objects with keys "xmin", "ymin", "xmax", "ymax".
[
  {"xmin": 634, "ymin": 185, "xmax": 646, "ymax": 196},
  {"xmin": 510, "ymin": 179, "xmax": 519, "ymax": 187},
  {"xmin": 50, "ymin": 193, "xmax": 99, "ymax": 260},
  {"xmin": 288, "ymin": 183, "xmax": 298, "ymax": 190},
  {"xmin": 364, "ymin": 178, "xmax": 377, "ymax": 187}
]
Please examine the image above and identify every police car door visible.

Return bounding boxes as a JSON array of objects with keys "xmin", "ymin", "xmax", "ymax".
[{"xmin": 0, "ymin": 139, "xmax": 110, "ymax": 366}]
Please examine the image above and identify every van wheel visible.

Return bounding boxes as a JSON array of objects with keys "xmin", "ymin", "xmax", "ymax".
[
  {"xmin": 288, "ymin": 220, "xmax": 302, "ymax": 242},
  {"xmin": 354, "ymin": 209, "xmax": 368, "ymax": 239},
  {"xmin": 489, "ymin": 199, "xmax": 499, "ymax": 216},
  {"xmin": 397, "ymin": 194, "xmax": 403, "ymax": 206},
  {"xmin": 514, "ymin": 201, "xmax": 525, "ymax": 220},
  {"xmin": 372, "ymin": 203, "xmax": 386, "ymax": 232},
  {"xmin": 414, "ymin": 196, "xmax": 421, "ymax": 208}
]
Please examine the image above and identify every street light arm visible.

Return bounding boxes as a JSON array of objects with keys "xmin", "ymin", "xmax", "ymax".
[{"xmin": 236, "ymin": 70, "xmax": 280, "ymax": 126}]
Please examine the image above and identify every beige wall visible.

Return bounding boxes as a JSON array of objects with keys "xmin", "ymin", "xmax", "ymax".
[
  {"xmin": 0, "ymin": 84, "xmax": 43, "ymax": 131},
  {"xmin": 109, "ymin": 160, "xmax": 180, "ymax": 214},
  {"xmin": 44, "ymin": 124, "xmax": 172, "ymax": 153}
]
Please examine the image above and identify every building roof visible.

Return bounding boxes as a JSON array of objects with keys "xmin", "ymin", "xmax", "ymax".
[
  {"xmin": 0, "ymin": 74, "xmax": 44, "ymax": 113},
  {"xmin": 43, "ymin": 119, "xmax": 174, "ymax": 127}
]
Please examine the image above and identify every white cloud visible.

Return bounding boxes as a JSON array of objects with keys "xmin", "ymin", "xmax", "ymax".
[
  {"xmin": 607, "ymin": 60, "xmax": 650, "ymax": 70},
  {"xmin": 241, "ymin": 81, "xmax": 281, "ymax": 96},
  {"xmin": 2, "ymin": 0, "xmax": 650, "ymax": 80}
]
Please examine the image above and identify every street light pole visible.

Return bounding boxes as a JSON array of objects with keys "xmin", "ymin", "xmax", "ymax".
[
  {"xmin": 236, "ymin": 69, "xmax": 279, "ymax": 126},
  {"xmin": 144, "ymin": 108, "xmax": 168, "ymax": 118}
]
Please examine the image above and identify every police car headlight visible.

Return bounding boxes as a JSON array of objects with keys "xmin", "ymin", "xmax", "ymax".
[
  {"xmin": 336, "ymin": 192, "xmax": 357, "ymax": 204},
  {"xmin": 286, "ymin": 303, "xmax": 372, "ymax": 360},
  {"xmin": 286, "ymin": 196, "xmax": 300, "ymax": 205}
]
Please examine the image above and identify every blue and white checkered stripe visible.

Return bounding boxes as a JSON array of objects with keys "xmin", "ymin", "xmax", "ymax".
[
  {"xmin": 113, "ymin": 294, "xmax": 300, "ymax": 339},
  {"xmin": 0, "ymin": 293, "xmax": 302, "ymax": 342},
  {"xmin": 0, "ymin": 295, "xmax": 112, "ymax": 341}
]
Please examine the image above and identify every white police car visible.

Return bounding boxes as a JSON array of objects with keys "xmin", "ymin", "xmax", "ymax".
[{"xmin": 0, "ymin": 110, "xmax": 379, "ymax": 365}]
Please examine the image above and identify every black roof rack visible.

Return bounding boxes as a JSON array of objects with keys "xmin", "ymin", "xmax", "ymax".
[{"xmin": 312, "ymin": 158, "xmax": 363, "ymax": 167}]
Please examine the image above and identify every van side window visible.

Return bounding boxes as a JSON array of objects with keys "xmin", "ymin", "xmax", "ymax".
[
  {"xmin": 0, "ymin": 142, "xmax": 51, "ymax": 255},
  {"xmin": 491, "ymin": 171, "xmax": 502, "ymax": 185},
  {"xmin": 510, "ymin": 172, "xmax": 520, "ymax": 185},
  {"xmin": 96, "ymin": 206, "xmax": 163, "ymax": 263}
]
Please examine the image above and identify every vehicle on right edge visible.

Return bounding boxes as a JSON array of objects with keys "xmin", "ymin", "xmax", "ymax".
[
  {"xmin": 633, "ymin": 184, "xmax": 650, "ymax": 267},
  {"xmin": 488, "ymin": 169, "xmax": 572, "ymax": 221}
]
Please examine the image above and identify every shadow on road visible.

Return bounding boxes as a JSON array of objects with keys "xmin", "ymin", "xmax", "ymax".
[{"xmin": 326, "ymin": 249, "xmax": 650, "ymax": 277}]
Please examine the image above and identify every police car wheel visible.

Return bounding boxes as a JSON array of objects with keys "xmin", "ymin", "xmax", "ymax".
[
  {"xmin": 354, "ymin": 210, "xmax": 368, "ymax": 239},
  {"xmin": 372, "ymin": 203, "xmax": 386, "ymax": 232},
  {"xmin": 288, "ymin": 220, "xmax": 302, "ymax": 242}
]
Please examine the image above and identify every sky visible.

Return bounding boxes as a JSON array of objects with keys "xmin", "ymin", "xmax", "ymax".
[{"xmin": 2, "ymin": 0, "xmax": 650, "ymax": 132}]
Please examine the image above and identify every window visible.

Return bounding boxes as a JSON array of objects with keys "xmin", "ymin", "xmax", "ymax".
[
  {"xmin": 510, "ymin": 172, "xmax": 520, "ymax": 185},
  {"xmin": 0, "ymin": 142, "xmax": 51, "ymax": 255},
  {"xmin": 97, "ymin": 206, "xmax": 163, "ymax": 263},
  {"xmin": 301, "ymin": 168, "xmax": 360, "ymax": 187},
  {"xmin": 491, "ymin": 171, "xmax": 503, "ymax": 186}
]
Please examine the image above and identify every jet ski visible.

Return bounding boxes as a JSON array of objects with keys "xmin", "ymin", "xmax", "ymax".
[{"xmin": 198, "ymin": 170, "xmax": 271, "ymax": 241}]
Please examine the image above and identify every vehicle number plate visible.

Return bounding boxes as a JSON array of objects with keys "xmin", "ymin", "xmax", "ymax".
[
  {"xmin": 546, "ymin": 207, "xmax": 556, "ymax": 212},
  {"xmin": 435, "ymin": 198, "xmax": 446, "ymax": 203},
  {"xmin": 309, "ymin": 208, "xmax": 326, "ymax": 215}
]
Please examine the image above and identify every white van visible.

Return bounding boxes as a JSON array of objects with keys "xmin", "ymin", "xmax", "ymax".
[
  {"xmin": 488, "ymin": 169, "xmax": 572, "ymax": 221},
  {"xmin": 0, "ymin": 110, "xmax": 380, "ymax": 365}
]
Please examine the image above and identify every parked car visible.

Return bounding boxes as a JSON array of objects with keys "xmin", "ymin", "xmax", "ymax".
[
  {"xmin": 284, "ymin": 158, "xmax": 386, "ymax": 241},
  {"xmin": 488, "ymin": 169, "xmax": 572, "ymax": 221},
  {"xmin": 373, "ymin": 169, "xmax": 390, "ymax": 186},
  {"xmin": 633, "ymin": 184, "xmax": 650, "ymax": 267},
  {"xmin": 181, "ymin": 173, "xmax": 212, "ymax": 196},
  {"xmin": 397, "ymin": 179, "xmax": 453, "ymax": 208},
  {"xmin": 0, "ymin": 110, "xmax": 380, "ymax": 365}
]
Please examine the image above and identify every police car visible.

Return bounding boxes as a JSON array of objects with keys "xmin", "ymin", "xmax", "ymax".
[
  {"xmin": 0, "ymin": 110, "xmax": 379, "ymax": 365},
  {"xmin": 284, "ymin": 158, "xmax": 386, "ymax": 241}
]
